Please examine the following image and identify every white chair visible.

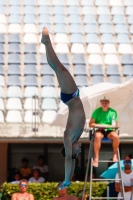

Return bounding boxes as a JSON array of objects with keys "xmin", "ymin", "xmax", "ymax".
[
  {"xmin": 0, "ymin": 76, "xmax": 5, "ymax": 87},
  {"xmin": 97, "ymin": 6, "xmax": 110, "ymax": 15},
  {"xmin": 124, "ymin": 0, "xmax": 133, "ymax": 6},
  {"xmin": 118, "ymin": 44, "xmax": 133, "ymax": 54},
  {"xmin": 111, "ymin": 7, "xmax": 124, "ymax": 15},
  {"xmin": 42, "ymin": 110, "xmax": 57, "ymax": 123},
  {"xmin": 39, "ymin": 44, "xmax": 46, "ymax": 53},
  {"xmin": 0, "ymin": 98, "xmax": 4, "ymax": 111},
  {"xmin": 6, "ymin": 110, "xmax": 22, "ymax": 123},
  {"xmin": 38, "ymin": 0, "xmax": 51, "ymax": 5},
  {"xmin": 109, "ymin": 0, "xmax": 122, "ymax": 6},
  {"xmin": 24, "ymin": 110, "xmax": 40, "ymax": 123},
  {"xmin": 41, "ymin": 87, "xmax": 57, "ymax": 98},
  {"xmin": 0, "ymin": 24, "xmax": 6, "ymax": 33},
  {"xmin": 88, "ymin": 54, "xmax": 103, "ymax": 65},
  {"xmin": 24, "ymin": 87, "xmax": 39, "ymax": 98},
  {"xmin": 71, "ymin": 44, "xmax": 85, "ymax": 54},
  {"xmin": 103, "ymin": 44, "xmax": 117, "ymax": 54},
  {"xmin": 24, "ymin": 33, "xmax": 37, "ymax": 43},
  {"xmin": 104, "ymin": 54, "xmax": 119, "ymax": 65},
  {"xmin": 81, "ymin": 0, "xmax": 93, "ymax": 6},
  {"xmin": 0, "ymin": 111, "xmax": 4, "ymax": 123},
  {"xmin": 55, "ymin": 43, "xmax": 69, "ymax": 53},
  {"xmin": 24, "ymin": 98, "xmax": 39, "ymax": 110},
  {"xmin": 0, "ymin": 14, "xmax": 7, "ymax": 23},
  {"xmin": 53, "ymin": 0, "xmax": 65, "ymax": 5},
  {"xmin": 54, "ymin": 34, "xmax": 69, "ymax": 43},
  {"xmin": 6, "ymin": 98, "xmax": 22, "ymax": 110},
  {"xmin": 87, "ymin": 44, "xmax": 101, "ymax": 54},
  {"xmin": 82, "ymin": 6, "xmax": 95, "ymax": 15},
  {"xmin": 0, "ymin": 87, "xmax": 4, "ymax": 98},
  {"xmin": 8, "ymin": 24, "xmax": 21, "ymax": 33},
  {"xmin": 42, "ymin": 98, "xmax": 57, "ymax": 110},
  {"xmin": 7, "ymin": 86, "xmax": 22, "ymax": 98},
  {"xmin": 66, "ymin": 0, "xmax": 79, "ymax": 6},
  {"xmin": 126, "ymin": 7, "xmax": 133, "ymax": 15},
  {"xmin": 23, "ymin": 24, "xmax": 37, "ymax": 33}
]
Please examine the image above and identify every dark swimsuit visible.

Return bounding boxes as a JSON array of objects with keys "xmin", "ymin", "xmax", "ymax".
[{"xmin": 60, "ymin": 88, "xmax": 80, "ymax": 104}]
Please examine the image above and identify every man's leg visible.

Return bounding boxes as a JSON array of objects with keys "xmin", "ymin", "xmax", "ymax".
[
  {"xmin": 93, "ymin": 131, "xmax": 104, "ymax": 167},
  {"xmin": 107, "ymin": 132, "xmax": 119, "ymax": 162}
]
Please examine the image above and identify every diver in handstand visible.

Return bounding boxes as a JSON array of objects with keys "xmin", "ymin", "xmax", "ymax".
[{"xmin": 41, "ymin": 27, "xmax": 86, "ymax": 188}]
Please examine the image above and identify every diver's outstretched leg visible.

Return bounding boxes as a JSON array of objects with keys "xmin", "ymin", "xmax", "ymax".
[{"xmin": 41, "ymin": 27, "xmax": 77, "ymax": 94}]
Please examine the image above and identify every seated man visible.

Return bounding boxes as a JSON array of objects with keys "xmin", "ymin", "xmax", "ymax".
[{"xmin": 89, "ymin": 96, "xmax": 119, "ymax": 167}]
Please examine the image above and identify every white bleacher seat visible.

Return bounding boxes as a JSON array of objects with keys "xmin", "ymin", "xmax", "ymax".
[
  {"xmin": 6, "ymin": 110, "xmax": 22, "ymax": 123},
  {"xmin": 0, "ymin": 24, "xmax": 6, "ymax": 33},
  {"xmin": 0, "ymin": 111, "xmax": 4, "ymax": 123},
  {"xmin": 87, "ymin": 44, "xmax": 101, "ymax": 54},
  {"xmin": 118, "ymin": 44, "xmax": 133, "ymax": 54},
  {"xmin": 24, "ymin": 87, "xmax": 39, "ymax": 98},
  {"xmin": 24, "ymin": 33, "xmax": 37, "ymax": 43},
  {"xmin": 71, "ymin": 44, "xmax": 85, "ymax": 54},
  {"xmin": 0, "ymin": 98, "xmax": 4, "ymax": 111},
  {"xmin": 88, "ymin": 54, "xmax": 103, "ymax": 65},
  {"xmin": 103, "ymin": 44, "xmax": 117, "ymax": 54},
  {"xmin": 39, "ymin": 44, "xmax": 46, "ymax": 53},
  {"xmin": 126, "ymin": 7, "xmax": 133, "ymax": 15},
  {"xmin": 124, "ymin": 0, "xmax": 133, "ymax": 6},
  {"xmin": 111, "ymin": 6, "xmax": 124, "ymax": 15},
  {"xmin": 24, "ymin": 110, "xmax": 40, "ymax": 123},
  {"xmin": 38, "ymin": 0, "xmax": 51, "ymax": 5},
  {"xmin": 8, "ymin": 24, "xmax": 21, "ymax": 33},
  {"xmin": 54, "ymin": 34, "xmax": 69, "ymax": 43},
  {"xmin": 82, "ymin": 6, "xmax": 95, "ymax": 15},
  {"xmin": 66, "ymin": 0, "xmax": 79, "ymax": 6},
  {"xmin": 23, "ymin": 24, "xmax": 37, "ymax": 33},
  {"xmin": 81, "ymin": 0, "xmax": 93, "ymax": 6},
  {"xmin": 109, "ymin": 0, "xmax": 122, "ymax": 6},
  {"xmin": 0, "ymin": 87, "xmax": 4, "ymax": 98},
  {"xmin": 53, "ymin": 0, "xmax": 65, "ymax": 5},
  {"xmin": 55, "ymin": 43, "xmax": 69, "ymax": 53},
  {"xmin": 97, "ymin": 6, "xmax": 110, "ymax": 15},
  {"xmin": 41, "ymin": 87, "xmax": 57, "ymax": 98},
  {"xmin": 6, "ymin": 98, "xmax": 22, "ymax": 110},
  {"xmin": 0, "ymin": 76, "xmax": 5, "ymax": 87},
  {"xmin": 42, "ymin": 110, "xmax": 57, "ymax": 123},
  {"xmin": 42, "ymin": 98, "xmax": 57, "ymax": 110},
  {"xmin": 24, "ymin": 98, "xmax": 39, "ymax": 110},
  {"xmin": 7, "ymin": 86, "xmax": 22, "ymax": 98},
  {"xmin": 104, "ymin": 54, "xmax": 119, "ymax": 65},
  {"xmin": 0, "ymin": 14, "xmax": 7, "ymax": 23}
]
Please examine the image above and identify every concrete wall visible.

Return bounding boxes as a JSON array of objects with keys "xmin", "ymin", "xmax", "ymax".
[{"xmin": 0, "ymin": 143, "xmax": 8, "ymax": 184}]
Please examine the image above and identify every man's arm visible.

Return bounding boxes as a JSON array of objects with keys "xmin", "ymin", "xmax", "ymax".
[
  {"xmin": 89, "ymin": 118, "xmax": 118, "ymax": 128},
  {"xmin": 115, "ymin": 182, "xmax": 132, "ymax": 192},
  {"xmin": 11, "ymin": 194, "xmax": 17, "ymax": 200},
  {"xmin": 29, "ymin": 194, "xmax": 34, "ymax": 200}
]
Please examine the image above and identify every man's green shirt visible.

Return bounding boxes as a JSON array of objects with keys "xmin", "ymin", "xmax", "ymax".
[{"xmin": 91, "ymin": 107, "xmax": 118, "ymax": 129}]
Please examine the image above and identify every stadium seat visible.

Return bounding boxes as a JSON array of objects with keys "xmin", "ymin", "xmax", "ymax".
[
  {"xmin": 83, "ymin": 15, "xmax": 96, "ymax": 24},
  {"xmin": 111, "ymin": 7, "xmax": 124, "ymax": 15},
  {"xmin": 87, "ymin": 44, "xmax": 101, "ymax": 54},
  {"xmin": 95, "ymin": 0, "xmax": 108, "ymax": 6},
  {"xmin": 24, "ymin": 76, "xmax": 38, "ymax": 87},
  {"xmin": 24, "ymin": 44, "xmax": 37, "ymax": 54},
  {"xmin": 8, "ymin": 24, "xmax": 21, "ymax": 33},
  {"xmin": 8, "ymin": 65, "xmax": 21, "ymax": 75},
  {"xmin": 9, "ymin": 14, "xmax": 21, "ymax": 24},
  {"xmin": 24, "ymin": 54, "xmax": 37, "ymax": 64},
  {"xmin": 103, "ymin": 44, "xmax": 117, "ymax": 54},
  {"xmin": 91, "ymin": 76, "xmax": 104, "ymax": 85},
  {"xmin": 39, "ymin": 44, "xmax": 46, "ymax": 54},
  {"xmin": 24, "ymin": 87, "xmax": 39, "ymax": 98},
  {"xmin": 116, "ymin": 34, "xmax": 130, "ymax": 43},
  {"xmin": 118, "ymin": 44, "xmax": 133, "ymax": 54},
  {"xmin": 55, "ymin": 44, "xmax": 69, "ymax": 53},
  {"xmin": 82, "ymin": 6, "xmax": 95, "ymax": 15},
  {"xmin": 53, "ymin": 6, "xmax": 65, "ymax": 15},
  {"xmin": 72, "ymin": 54, "xmax": 86, "ymax": 65},
  {"xmin": 24, "ymin": 0, "xmax": 36, "ymax": 6},
  {"xmin": 0, "ymin": 75, "xmax": 5, "ymax": 87},
  {"xmin": 8, "ymin": 34, "xmax": 20, "ymax": 43},
  {"xmin": 121, "ymin": 54, "xmax": 133, "ymax": 65},
  {"xmin": 74, "ymin": 65, "xmax": 87, "ymax": 76},
  {"xmin": 8, "ymin": 43, "xmax": 21, "ymax": 54},
  {"xmin": 0, "ymin": 87, "xmax": 4, "ymax": 98},
  {"xmin": 123, "ymin": 65, "xmax": 133, "ymax": 76},
  {"xmin": 40, "ymin": 54, "xmax": 48, "ymax": 64},
  {"xmin": 54, "ymin": 24, "xmax": 67, "ymax": 33},
  {"xmin": 124, "ymin": 0, "xmax": 133, "ymax": 6},
  {"xmin": 106, "ymin": 65, "xmax": 120, "ymax": 76},
  {"xmin": 24, "ymin": 111, "xmax": 40, "ymax": 123},
  {"xmin": 24, "ymin": 33, "xmax": 37, "ymax": 43},
  {"xmin": 97, "ymin": 6, "xmax": 110, "ymax": 15},
  {"xmin": 8, "ymin": 54, "xmax": 21, "ymax": 64},
  {"xmin": 88, "ymin": 54, "xmax": 103, "ymax": 65},
  {"xmin": 108, "ymin": 76, "xmax": 121, "ymax": 84},
  {"xmin": 0, "ymin": 65, "xmax": 4, "ymax": 75},
  {"xmin": 113, "ymin": 15, "xmax": 126, "ymax": 24},
  {"xmin": 101, "ymin": 34, "xmax": 114, "ymax": 43},
  {"xmin": 86, "ymin": 34, "xmax": 99, "ymax": 43},
  {"xmin": 109, "ymin": 0, "xmax": 122, "ymax": 6},
  {"xmin": 0, "ymin": 6, "xmax": 6, "ymax": 14},
  {"xmin": 67, "ymin": 6, "xmax": 80, "ymax": 15},
  {"xmin": 0, "ymin": 14, "xmax": 7, "ymax": 23},
  {"xmin": 7, "ymin": 75, "xmax": 21, "ymax": 87},
  {"xmin": 23, "ymin": 24, "xmax": 37, "ymax": 34},
  {"xmin": 6, "ymin": 98, "xmax": 22, "ymax": 110},
  {"xmin": 90, "ymin": 65, "xmax": 104, "ymax": 76},
  {"xmin": 24, "ymin": 6, "xmax": 36, "ymax": 14},
  {"xmin": 0, "ymin": 34, "xmax": 5, "ymax": 43},
  {"xmin": 41, "ymin": 76, "xmax": 55, "ymax": 87},
  {"xmin": 115, "ymin": 25, "xmax": 128, "ymax": 34},
  {"xmin": 125, "ymin": 76, "xmax": 133, "ymax": 81},
  {"xmin": 75, "ymin": 76, "xmax": 89, "ymax": 87},
  {"xmin": 68, "ymin": 15, "xmax": 81, "ymax": 24},
  {"xmin": 126, "ymin": 7, "xmax": 133, "ymax": 15},
  {"xmin": 7, "ymin": 86, "xmax": 22, "ymax": 98},
  {"xmin": 39, "ymin": 14, "xmax": 51, "ymax": 24},
  {"xmin": 57, "ymin": 54, "xmax": 70, "ymax": 64},
  {"xmin": 41, "ymin": 87, "xmax": 57, "ymax": 98},
  {"xmin": 41, "ymin": 65, "xmax": 54, "ymax": 76},
  {"xmin": 70, "ymin": 34, "xmax": 83, "ymax": 43},
  {"xmin": 0, "ymin": 24, "xmax": 6, "ymax": 33},
  {"xmin": 70, "ymin": 24, "xmax": 82, "ymax": 33},
  {"xmin": 54, "ymin": 34, "xmax": 68, "ymax": 43},
  {"xmin": 98, "ymin": 15, "xmax": 111, "ymax": 24},
  {"xmin": 0, "ymin": 111, "xmax": 4, "ymax": 123},
  {"xmin": 53, "ymin": 15, "xmax": 66, "ymax": 24},
  {"xmin": 81, "ymin": 0, "xmax": 93, "ymax": 6},
  {"xmin": 9, "ymin": 6, "xmax": 21, "ymax": 14},
  {"xmin": 85, "ymin": 24, "xmax": 98, "ymax": 34},
  {"xmin": 42, "ymin": 98, "xmax": 57, "ymax": 110},
  {"xmin": 0, "ymin": 0, "xmax": 6, "ymax": 6},
  {"xmin": 0, "ymin": 44, "xmax": 4, "ymax": 54},
  {"xmin": 71, "ymin": 44, "xmax": 85, "ymax": 54},
  {"xmin": 24, "ymin": 65, "xmax": 37, "ymax": 76},
  {"xmin": 0, "ymin": 54, "xmax": 4, "ymax": 64},
  {"xmin": 42, "ymin": 110, "xmax": 57, "ymax": 123},
  {"xmin": 38, "ymin": 0, "xmax": 51, "ymax": 5},
  {"xmin": 66, "ymin": 0, "xmax": 79, "ymax": 6},
  {"xmin": 53, "ymin": 0, "xmax": 65, "ymax": 6},
  {"xmin": 129, "ymin": 25, "xmax": 133, "ymax": 34},
  {"xmin": 104, "ymin": 54, "xmax": 119, "ymax": 65},
  {"xmin": 128, "ymin": 15, "xmax": 133, "ymax": 25},
  {"xmin": 99, "ymin": 24, "xmax": 113, "ymax": 34},
  {"xmin": 38, "ymin": 6, "xmax": 50, "ymax": 14},
  {"xmin": 24, "ymin": 14, "xmax": 36, "ymax": 24},
  {"xmin": 24, "ymin": 98, "xmax": 39, "ymax": 110},
  {"xmin": 0, "ymin": 98, "xmax": 4, "ymax": 110},
  {"xmin": 6, "ymin": 111, "xmax": 22, "ymax": 123}
]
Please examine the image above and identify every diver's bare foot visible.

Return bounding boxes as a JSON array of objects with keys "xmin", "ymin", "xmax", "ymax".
[
  {"xmin": 93, "ymin": 158, "xmax": 99, "ymax": 167},
  {"xmin": 41, "ymin": 27, "xmax": 49, "ymax": 44},
  {"xmin": 113, "ymin": 153, "xmax": 118, "ymax": 162}
]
